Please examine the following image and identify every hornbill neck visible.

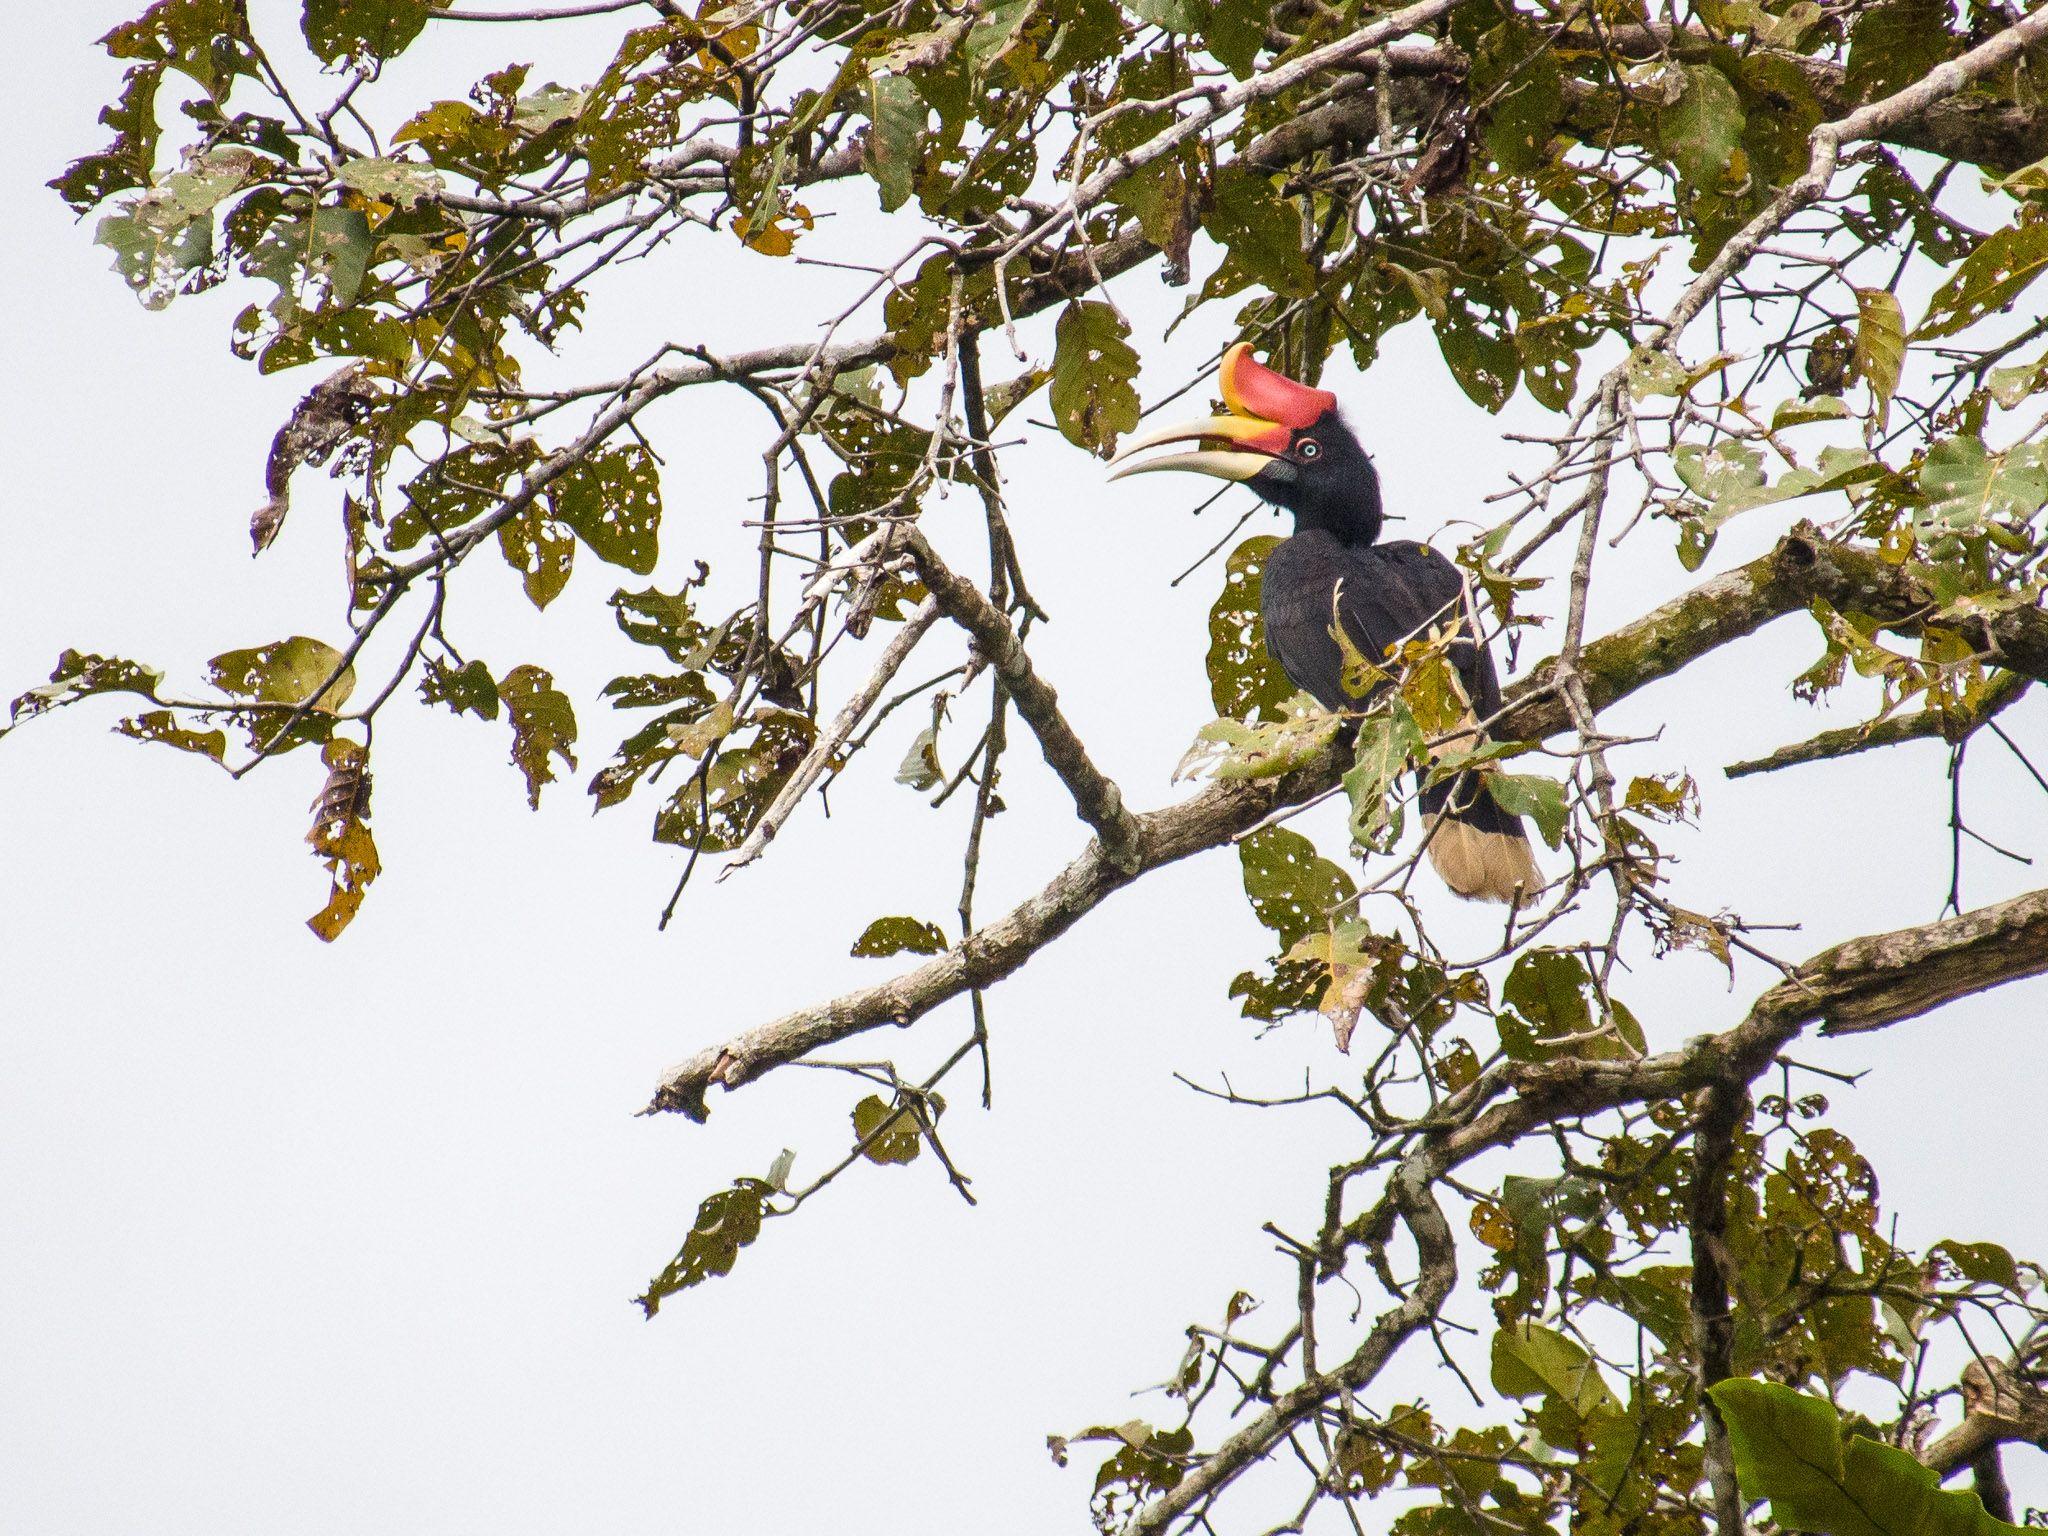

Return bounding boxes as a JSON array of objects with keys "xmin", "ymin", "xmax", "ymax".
[{"xmin": 1284, "ymin": 454, "xmax": 1384, "ymax": 549}]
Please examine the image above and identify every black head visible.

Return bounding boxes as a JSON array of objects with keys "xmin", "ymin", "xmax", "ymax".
[{"xmin": 1244, "ymin": 414, "xmax": 1383, "ymax": 547}]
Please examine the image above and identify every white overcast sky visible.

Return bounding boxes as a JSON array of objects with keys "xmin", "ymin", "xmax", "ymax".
[{"xmin": 4, "ymin": 7, "xmax": 2044, "ymax": 1533}]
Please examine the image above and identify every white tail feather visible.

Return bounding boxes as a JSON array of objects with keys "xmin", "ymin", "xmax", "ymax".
[{"xmin": 1426, "ymin": 816, "xmax": 1541, "ymax": 904}]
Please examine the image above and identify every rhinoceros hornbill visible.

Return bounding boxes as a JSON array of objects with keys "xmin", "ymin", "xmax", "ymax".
[{"xmin": 1108, "ymin": 343, "xmax": 1540, "ymax": 904}]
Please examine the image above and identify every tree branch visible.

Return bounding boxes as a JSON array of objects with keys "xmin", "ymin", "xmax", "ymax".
[
  {"xmin": 902, "ymin": 530, "xmax": 1144, "ymax": 870},
  {"xmin": 647, "ymin": 526, "xmax": 2048, "ymax": 1118},
  {"xmin": 1725, "ymin": 670, "xmax": 2031, "ymax": 779}
]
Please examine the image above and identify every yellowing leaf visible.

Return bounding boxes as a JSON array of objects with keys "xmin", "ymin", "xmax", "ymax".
[
  {"xmin": 1852, "ymin": 287, "xmax": 1906, "ymax": 422},
  {"xmin": 208, "ymin": 635, "xmax": 355, "ymax": 712},
  {"xmin": 305, "ymin": 737, "xmax": 380, "ymax": 941}
]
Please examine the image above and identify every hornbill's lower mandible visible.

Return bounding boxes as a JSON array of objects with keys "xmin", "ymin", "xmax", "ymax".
[{"xmin": 1109, "ymin": 343, "xmax": 1540, "ymax": 904}]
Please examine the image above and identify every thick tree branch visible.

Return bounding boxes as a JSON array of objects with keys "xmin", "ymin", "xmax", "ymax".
[
  {"xmin": 1923, "ymin": 1357, "xmax": 2048, "ymax": 1486},
  {"xmin": 647, "ymin": 525, "xmax": 2048, "ymax": 1117},
  {"xmin": 1689, "ymin": 1079, "xmax": 1752, "ymax": 1536}
]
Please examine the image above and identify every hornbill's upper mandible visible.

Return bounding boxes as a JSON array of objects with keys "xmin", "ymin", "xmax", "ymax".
[{"xmin": 1108, "ymin": 343, "xmax": 1540, "ymax": 904}]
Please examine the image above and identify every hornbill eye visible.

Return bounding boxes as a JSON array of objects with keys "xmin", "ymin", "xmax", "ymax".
[{"xmin": 1297, "ymin": 439, "xmax": 1322, "ymax": 460}]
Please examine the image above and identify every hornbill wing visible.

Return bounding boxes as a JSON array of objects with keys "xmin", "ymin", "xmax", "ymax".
[
  {"xmin": 1336, "ymin": 540, "xmax": 1498, "ymax": 719},
  {"xmin": 1262, "ymin": 533, "xmax": 1537, "ymax": 903},
  {"xmin": 1263, "ymin": 535, "xmax": 1491, "ymax": 717}
]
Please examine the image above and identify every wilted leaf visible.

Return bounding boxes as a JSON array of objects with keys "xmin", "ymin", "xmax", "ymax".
[
  {"xmin": 304, "ymin": 736, "xmax": 380, "ymax": 941},
  {"xmin": 5, "ymin": 649, "xmax": 164, "ymax": 734},
  {"xmin": 115, "ymin": 709, "xmax": 228, "ymax": 764},
  {"xmin": 896, "ymin": 724, "xmax": 942, "ymax": 790}
]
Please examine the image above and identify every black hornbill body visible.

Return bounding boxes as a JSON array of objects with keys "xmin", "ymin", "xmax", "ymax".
[{"xmin": 1111, "ymin": 344, "xmax": 1539, "ymax": 903}]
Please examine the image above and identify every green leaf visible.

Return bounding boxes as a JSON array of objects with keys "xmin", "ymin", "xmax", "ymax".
[
  {"xmin": 1931, "ymin": 1239, "xmax": 2020, "ymax": 1291},
  {"xmin": 302, "ymin": 0, "xmax": 431, "ymax": 65},
  {"xmin": 1178, "ymin": 702, "xmax": 1338, "ymax": 782},
  {"xmin": 1203, "ymin": 166, "xmax": 1313, "ymax": 299},
  {"xmin": 1918, "ymin": 222, "xmax": 2048, "ymax": 340},
  {"xmin": 1499, "ymin": 950, "xmax": 1645, "ymax": 1062},
  {"xmin": 1852, "ymin": 288, "xmax": 1906, "ymax": 420},
  {"xmin": 208, "ymin": 635, "xmax": 355, "ymax": 711},
  {"xmin": 1475, "ymin": 21, "xmax": 1563, "ymax": 175},
  {"xmin": 497, "ymin": 502, "xmax": 577, "ymax": 610},
  {"xmin": 1658, "ymin": 64, "xmax": 1745, "ymax": 193},
  {"xmin": 1124, "ymin": 0, "xmax": 1196, "ymax": 29},
  {"xmin": 1490, "ymin": 1322, "xmax": 1622, "ymax": 1437},
  {"xmin": 1709, "ymin": 1378, "xmax": 2023, "ymax": 1536},
  {"xmin": 638, "ymin": 1178, "xmax": 773, "ymax": 1316},
  {"xmin": 1049, "ymin": 300, "xmax": 1141, "ymax": 456},
  {"xmin": 1436, "ymin": 298, "xmax": 1520, "ymax": 412},
  {"xmin": 5, "ymin": 649, "xmax": 164, "ymax": 734},
  {"xmin": 1485, "ymin": 773, "xmax": 1567, "ymax": 849},
  {"xmin": 1237, "ymin": 826, "xmax": 1356, "ymax": 949},
  {"xmin": 499, "ymin": 663, "xmax": 578, "ymax": 809},
  {"xmin": 1207, "ymin": 536, "xmax": 1295, "ymax": 719},
  {"xmin": 1846, "ymin": 0, "xmax": 1960, "ymax": 107},
  {"xmin": 1344, "ymin": 701, "xmax": 1424, "ymax": 848},
  {"xmin": 852, "ymin": 1092, "xmax": 935, "ymax": 1165},
  {"xmin": 851, "ymin": 916, "xmax": 950, "ymax": 957},
  {"xmin": 1919, "ymin": 438, "xmax": 2048, "ymax": 533},
  {"xmin": 862, "ymin": 71, "xmax": 925, "ymax": 212},
  {"xmin": 548, "ymin": 445, "xmax": 663, "ymax": 575},
  {"xmin": 1773, "ymin": 395, "xmax": 1851, "ymax": 429},
  {"xmin": 418, "ymin": 657, "xmax": 501, "ymax": 721},
  {"xmin": 334, "ymin": 154, "xmax": 444, "ymax": 209}
]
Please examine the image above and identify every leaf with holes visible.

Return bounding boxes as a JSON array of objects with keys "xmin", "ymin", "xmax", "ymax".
[
  {"xmin": 1485, "ymin": 773, "xmax": 1567, "ymax": 849},
  {"xmin": 852, "ymin": 1092, "xmax": 935, "ymax": 1165},
  {"xmin": 638, "ymin": 1178, "xmax": 773, "ymax": 1317},
  {"xmin": 305, "ymin": 737, "xmax": 380, "ymax": 941},
  {"xmin": 500, "ymin": 664, "xmax": 578, "ymax": 808},
  {"xmin": 1852, "ymin": 288, "xmax": 1906, "ymax": 421},
  {"xmin": 1918, "ymin": 223, "xmax": 2048, "ymax": 341},
  {"xmin": 549, "ymin": 445, "xmax": 662, "ymax": 575},
  {"xmin": 1049, "ymin": 301, "xmax": 1141, "ymax": 456}
]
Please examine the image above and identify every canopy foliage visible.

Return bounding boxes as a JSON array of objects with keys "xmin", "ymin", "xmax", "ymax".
[{"xmin": 22, "ymin": 0, "xmax": 2048, "ymax": 1529}]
